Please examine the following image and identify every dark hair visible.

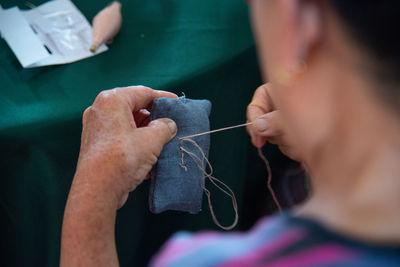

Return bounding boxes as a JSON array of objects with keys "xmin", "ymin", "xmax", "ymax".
[{"xmin": 330, "ymin": 1, "xmax": 400, "ymax": 90}]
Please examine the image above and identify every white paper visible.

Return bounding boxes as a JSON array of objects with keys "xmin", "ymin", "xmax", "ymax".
[
  {"xmin": 0, "ymin": 7, "xmax": 50, "ymax": 67},
  {"xmin": 0, "ymin": 0, "xmax": 108, "ymax": 68}
]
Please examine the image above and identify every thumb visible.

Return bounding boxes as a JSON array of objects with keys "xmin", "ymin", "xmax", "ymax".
[
  {"xmin": 133, "ymin": 118, "xmax": 177, "ymax": 155},
  {"xmin": 122, "ymin": 118, "xmax": 177, "ymax": 195},
  {"xmin": 252, "ymin": 110, "xmax": 282, "ymax": 137}
]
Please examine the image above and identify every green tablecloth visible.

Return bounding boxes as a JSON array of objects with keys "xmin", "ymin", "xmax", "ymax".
[{"xmin": 0, "ymin": 0, "xmax": 292, "ymax": 266}]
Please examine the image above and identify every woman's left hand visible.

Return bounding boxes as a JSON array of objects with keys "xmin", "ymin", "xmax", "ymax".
[{"xmin": 246, "ymin": 83, "xmax": 302, "ymax": 162}]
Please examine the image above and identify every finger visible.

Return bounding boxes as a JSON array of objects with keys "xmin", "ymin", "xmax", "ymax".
[
  {"xmin": 251, "ymin": 135, "xmax": 267, "ymax": 148},
  {"xmin": 252, "ymin": 110, "xmax": 283, "ymax": 137},
  {"xmin": 127, "ymin": 118, "xmax": 178, "ymax": 184},
  {"xmin": 250, "ymin": 126, "xmax": 283, "ymax": 147},
  {"xmin": 246, "ymin": 84, "xmax": 274, "ymax": 123},
  {"xmin": 133, "ymin": 118, "xmax": 178, "ymax": 157},
  {"xmin": 246, "ymin": 84, "xmax": 275, "ymax": 146},
  {"xmin": 92, "ymin": 86, "xmax": 178, "ymax": 130},
  {"xmin": 248, "ymin": 110, "xmax": 284, "ymax": 148},
  {"xmin": 134, "ymin": 109, "xmax": 151, "ymax": 127},
  {"xmin": 117, "ymin": 87, "xmax": 177, "ymax": 129},
  {"xmin": 92, "ymin": 86, "xmax": 178, "ymax": 115},
  {"xmin": 115, "ymin": 86, "xmax": 178, "ymax": 112}
]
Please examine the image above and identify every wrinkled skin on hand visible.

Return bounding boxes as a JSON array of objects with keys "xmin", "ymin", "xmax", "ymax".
[{"xmin": 74, "ymin": 86, "xmax": 178, "ymax": 209}]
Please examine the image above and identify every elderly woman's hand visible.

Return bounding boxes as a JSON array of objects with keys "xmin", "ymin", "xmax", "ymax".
[
  {"xmin": 61, "ymin": 86, "xmax": 178, "ymax": 267},
  {"xmin": 246, "ymin": 83, "xmax": 301, "ymax": 162},
  {"xmin": 73, "ymin": 86, "xmax": 178, "ymax": 209}
]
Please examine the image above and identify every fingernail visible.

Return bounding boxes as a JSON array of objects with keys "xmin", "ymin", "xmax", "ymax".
[
  {"xmin": 252, "ymin": 135, "xmax": 259, "ymax": 146},
  {"xmin": 254, "ymin": 136, "xmax": 264, "ymax": 148},
  {"xmin": 255, "ymin": 118, "xmax": 268, "ymax": 132},
  {"xmin": 167, "ymin": 121, "xmax": 177, "ymax": 135}
]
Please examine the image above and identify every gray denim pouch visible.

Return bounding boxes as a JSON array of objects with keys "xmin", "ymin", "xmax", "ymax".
[{"xmin": 149, "ymin": 96, "xmax": 212, "ymax": 214}]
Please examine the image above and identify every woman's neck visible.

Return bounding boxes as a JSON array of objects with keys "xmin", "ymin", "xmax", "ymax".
[{"xmin": 298, "ymin": 83, "xmax": 400, "ymax": 244}]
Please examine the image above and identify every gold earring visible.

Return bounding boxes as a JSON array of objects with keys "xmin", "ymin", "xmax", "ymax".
[
  {"xmin": 274, "ymin": 60, "xmax": 308, "ymax": 86},
  {"xmin": 275, "ymin": 67, "xmax": 293, "ymax": 86}
]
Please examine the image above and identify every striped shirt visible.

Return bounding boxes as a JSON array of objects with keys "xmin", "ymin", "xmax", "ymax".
[{"xmin": 151, "ymin": 213, "xmax": 400, "ymax": 266}]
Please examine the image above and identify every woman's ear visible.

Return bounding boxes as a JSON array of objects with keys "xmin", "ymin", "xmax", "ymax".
[
  {"xmin": 299, "ymin": 1, "xmax": 320, "ymax": 63},
  {"xmin": 277, "ymin": 0, "xmax": 321, "ymax": 75}
]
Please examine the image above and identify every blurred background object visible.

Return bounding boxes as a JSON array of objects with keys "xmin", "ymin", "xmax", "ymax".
[
  {"xmin": 90, "ymin": 1, "xmax": 122, "ymax": 53},
  {"xmin": 0, "ymin": 0, "xmax": 108, "ymax": 67}
]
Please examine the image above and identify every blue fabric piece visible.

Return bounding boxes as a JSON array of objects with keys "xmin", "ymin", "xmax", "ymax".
[{"xmin": 149, "ymin": 97, "xmax": 212, "ymax": 214}]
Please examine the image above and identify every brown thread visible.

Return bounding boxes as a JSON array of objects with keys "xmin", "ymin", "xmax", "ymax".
[
  {"xmin": 180, "ymin": 122, "xmax": 253, "ymax": 140},
  {"xmin": 178, "ymin": 120, "xmax": 282, "ymax": 229},
  {"xmin": 179, "ymin": 146, "xmax": 188, "ymax": 171},
  {"xmin": 257, "ymin": 147, "xmax": 282, "ymax": 212},
  {"xmin": 179, "ymin": 138, "xmax": 238, "ymax": 230}
]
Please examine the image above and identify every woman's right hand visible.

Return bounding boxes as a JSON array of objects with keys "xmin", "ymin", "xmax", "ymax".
[{"xmin": 246, "ymin": 83, "xmax": 301, "ymax": 162}]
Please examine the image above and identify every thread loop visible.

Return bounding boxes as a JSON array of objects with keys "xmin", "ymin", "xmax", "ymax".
[{"xmin": 178, "ymin": 120, "xmax": 281, "ymax": 230}]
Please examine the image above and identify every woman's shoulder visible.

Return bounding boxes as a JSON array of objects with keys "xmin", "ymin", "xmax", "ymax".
[{"xmin": 150, "ymin": 212, "xmax": 400, "ymax": 267}]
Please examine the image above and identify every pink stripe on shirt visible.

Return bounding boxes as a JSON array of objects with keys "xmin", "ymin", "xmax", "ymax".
[
  {"xmin": 266, "ymin": 244, "xmax": 357, "ymax": 266},
  {"xmin": 151, "ymin": 232, "xmax": 218, "ymax": 266},
  {"xmin": 218, "ymin": 228, "xmax": 305, "ymax": 267}
]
